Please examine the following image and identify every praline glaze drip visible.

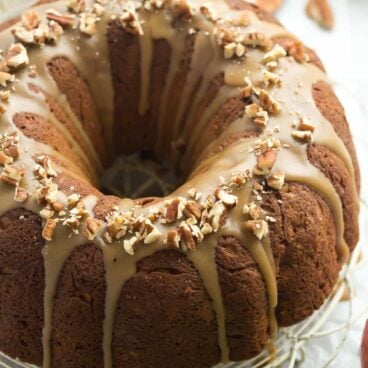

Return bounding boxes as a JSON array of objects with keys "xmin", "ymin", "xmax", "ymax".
[{"xmin": 0, "ymin": 0, "xmax": 359, "ymax": 367}]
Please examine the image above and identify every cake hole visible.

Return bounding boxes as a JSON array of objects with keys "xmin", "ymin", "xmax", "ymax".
[{"xmin": 99, "ymin": 150, "xmax": 182, "ymax": 199}]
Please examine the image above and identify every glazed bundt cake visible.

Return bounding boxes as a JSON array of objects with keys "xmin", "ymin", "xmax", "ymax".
[{"xmin": 0, "ymin": 0, "xmax": 360, "ymax": 367}]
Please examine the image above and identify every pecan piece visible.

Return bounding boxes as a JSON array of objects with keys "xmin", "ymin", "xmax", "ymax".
[
  {"xmin": 306, "ymin": 0, "xmax": 334, "ymax": 30},
  {"xmin": 46, "ymin": 9, "xmax": 75, "ymax": 26},
  {"xmin": 243, "ymin": 220, "xmax": 269, "ymax": 240}
]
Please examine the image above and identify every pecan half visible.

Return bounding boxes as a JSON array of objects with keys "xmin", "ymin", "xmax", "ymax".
[{"xmin": 306, "ymin": 0, "xmax": 334, "ymax": 30}]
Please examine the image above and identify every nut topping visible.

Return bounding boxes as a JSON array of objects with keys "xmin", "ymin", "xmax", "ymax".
[
  {"xmin": 263, "ymin": 70, "xmax": 282, "ymax": 88},
  {"xmin": 0, "ymin": 165, "xmax": 24, "ymax": 185},
  {"xmin": 165, "ymin": 230, "xmax": 180, "ymax": 248},
  {"xmin": 200, "ymin": 222, "xmax": 213, "ymax": 235},
  {"xmin": 178, "ymin": 223, "xmax": 196, "ymax": 251},
  {"xmin": 267, "ymin": 172, "xmax": 285, "ymax": 190},
  {"xmin": 42, "ymin": 218, "xmax": 58, "ymax": 241},
  {"xmin": 14, "ymin": 186, "xmax": 29, "ymax": 203},
  {"xmin": 79, "ymin": 13, "xmax": 97, "ymax": 36},
  {"xmin": 0, "ymin": 152, "xmax": 12, "ymax": 165},
  {"xmin": 5, "ymin": 43, "xmax": 29, "ymax": 69},
  {"xmin": 82, "ymin": 218, "xmax": 103, "ymax": 240},
  {"xmin": 306, "ymin": 0, "xmax": 334, "ymax": 30},
  {"xmin": 12, "ymin": 28, "xmax": 35, "ymax": 44},
  {"xmin": 207, "ymin": 201, "xmax": 227, "ymax": 232},
  {"xmin": 298, "ymin": 116, "xmax": 315, "ymax": 132},
  {"xmin": 67, "ymin": 0, "xmax": 86, "ymax": 14},
  {"xmin": 258, "ymin": 89, "xmax": 281, "ymax": 114},
  {"xmin": 120, "ymin": 6, "xmax": 144, "ymax": 35},
  {"xmin": 92, "ymin": 3, "xmax": 106, "ymax": 16},
  {"xmin": 285, "ymin": 40, "xmax": 310, "ymax": 63},
  {"xmin": 262, "ymin": 44, "xmax": 287, "ymax": 64},
  {"xmin": 124, "ymin": 236, "xmax": 139, "ymax": 255},
  {"xmin": 46, "ymin": 9, "xmax": 75, "ymax": 26},
  {"xmin": 215, "ymin": 188, "xmax": 238, "ymax": 208},
  {"xmin": 164, "ymin": 198, "xmax": 185, "ymax": 223},
  {"xmin": 143, "ymin": 220, "xmax": 162, "ymax": 244},
  {"xmin": 243, "ymin": 32, "xmax": 272, "ymax": 50},
  {"xmin": 253, "ymin": 0, "xmax": 283, "ymax": 13},
  {"xmin": 0, "ymin": 72, "xmax": 15, "ymax": 87},
  {"xmin": 143, "ymin": 0, "xmax": 167, "ymax": 11},
  {"xmin": 245, "ymin": 103, "xmax": 269, "ymax": 128},
  {"xmin": 172, "ymin": 0, "xmax": 194, "ymax": 21},
  {"xmin": 292, "ymin": 130, "xmax": 313, "ymax": 143},
  {"xmin": 254, "ymin": 149, "xmax": 277, "ymax": 176},
  {"xmin": 248, "ymin": 202, "xmax": 262, "ymax": 220},
  {"xmin": 200, "ymin": 4, "xmax": 218, "ymax": 22},
  {"xmin": 243, "ymin": 220, "xmax": 269, "ymax": 240},
  {"xmin": 22, "ymin": 11, "xmax": 41, "ymax": 30},
  {"xmin": 184, "ymin": 200, "xmax": 201, "ymax": 220}
]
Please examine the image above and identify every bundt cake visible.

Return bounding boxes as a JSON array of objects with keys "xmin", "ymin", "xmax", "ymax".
[{"xmin": 0, "ymin": 0, "xmax": 360, "ymax": 367}]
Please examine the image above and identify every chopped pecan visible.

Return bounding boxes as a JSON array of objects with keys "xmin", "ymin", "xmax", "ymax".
[
  {"xmin": 243, "ymin": 220, "xmax": 269, "ymax": 240},
  {"xmin": 184, "ymin": 200, "xmax": 201, "ymax": 220},
  {"xmin": 200, "ymin": 4, "xmax": 218, "ymax": 22},
  {"xmin": 22, "ymin": 11, "xmax": 40, "ymax": 30},
  {"xmin": 215, "ymin": 188, "xmax": 238, "ymax": 208},
  {"xmin": 92, "ymin": 3, "xmax": 106, "ymax": 16},
  {"xmin": 267, "ymin": 172, "xmax": 285, "ymax": 190},
  {"xmin": 2, "ymin": 132, "xmax": 20, "ymax": 160},
  {"xmin": 258, "ymin": 89, "xmax": 281, "ymax": 114},
  {"xmin": 83, "ymin": 217, "xmax": 103, "ymax": 240},
  {"xmin": 120, "ymin": 6, "xmax": 144, "ymax": 35},
  {"xmin": 298, "ymin": 116, "xmax": 315, "ymax": 132},
  {"xmin": 285, "ymin": 40, "xmax": 309, "ymax": 63},
  {"xmin": 143, "ymin": 222, "xmax": 162, "ymax": 244},
  {"xmin": 263, "ymin": 44, "xmax": 287, "ymax": 64},
  {"xmin": 254, "ymin": 149, "xmax": 277, "ymax": 176},
  {"xmin": 178, "ymin": 223, "xmax": 196, "ymax": 251},
  {"xmin": 79, "ymin": 13, "xmax": 97, "ymax": 36},
  {"xmin": 14, "ymin": 185, "xmax": 29, "ymax": 203},
  {"xmin": 306, "ymin": 0, "xmax": 334, "ymax": 30},
  {"xmin": 67, "ymin": 0, "xmax": 86, "ymax": 14},
  {"xmin": 200, "ymin": 222, "xmax": 213, "ymax": 235},
  {"xmin": 248, "ymin": 203, "xmax": 262, "ymax": 220},
  {"xmin": 165, "ymin": 230, "xmax": 180, "ymax": 248},
  {"xmin": 292, "ymin": 130, "xmax": 312, "ymax": 143},
  {"xmin": 0, "ymin": 72, "xmax": 15, "ymax": 87},
  {"xmin": 0, "ymin": 165, "xmax": 24, "ymax": 185},
  {"xmin": 207, "ymin": 201, "xmax": 227, "ymax": 232},
  {"xmin": 5, "ymin": 43, "xmax": 29, "ymax": 69},
  {"xmin": 124, "ymin": 236, "xmax": 140, "ymax": 255},
  {"xmin": 254, "ymin": 0, "xmax": 283, "ymax": 13},
  {"xmin": 164, "ymin": 198, "xmax": 185, "ymax": 223},
  {"xmin": 243, "ymin": 32, "xmax": 272, "ymax": 50},
  {"xmin": 172, "ymin": 0, "xmax": 194, "ymax": 21},
  {"xmin": 42, "ymin": 218, "xmax": 58, "ymax": 241},
  {"xmin": 263, "ymin": 70, "xmax": 282, "ymax": 87},
  {"xmin": 12, "ymin": 27, "xmax": 35, "ymax": 44},
  {"xmin": 40, "ymin": 206, "xmax": 55, "ymax": 219},
  {"xmin": 46, "ymin": 9, "xmax": 75, "ymax": 26},
  {"xmin": 0, "ymin": 152, "xmax": 12, "ymax": 165}
]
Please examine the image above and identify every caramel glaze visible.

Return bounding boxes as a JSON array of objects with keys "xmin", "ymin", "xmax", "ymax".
[{"xmin": 0, "ymin": 1, "xmax": 359, "ymax": 367}]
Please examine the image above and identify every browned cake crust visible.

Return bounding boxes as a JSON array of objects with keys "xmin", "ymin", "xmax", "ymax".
[{"xmin": 0, "ymin": 1, "xmax": 360, "ymax": 367}]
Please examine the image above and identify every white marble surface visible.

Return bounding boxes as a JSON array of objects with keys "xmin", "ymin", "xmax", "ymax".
[{"xmin": 0, "ymin": 1, "xmax": 367, "ymax": 367}]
